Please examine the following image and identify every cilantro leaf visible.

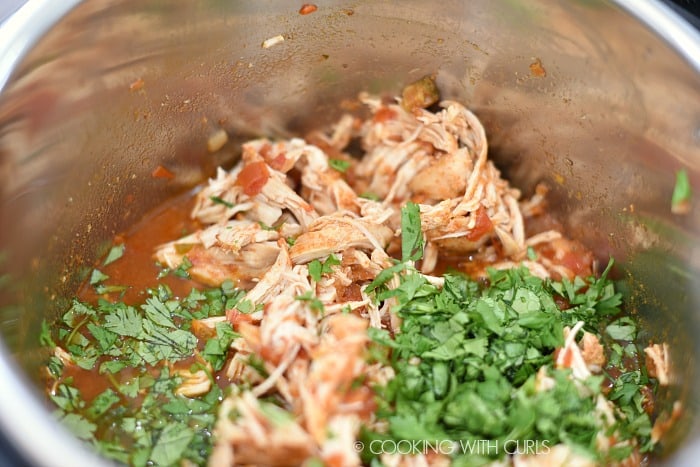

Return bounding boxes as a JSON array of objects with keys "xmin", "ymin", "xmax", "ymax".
[
  {"xmin": 606, "ymin": 317, "xmax": 637, "ymax": 341},
  {"xmin": 209, "ymin": 195, "xmax": 234, "ymax": 208},
  {"xmin": 235, "ymin": 299, "xmax": 254, "ymax": 314},
  {"xmin": 359, "ymin": 192, "xmax": 380, "ymax": 201},
  {"xmin": 401, "ymin": 202, "xmax": 424, "ymax": 262},
  {"xmin": 150, "ymin": 423, "xmax": 195, "ymax": 465},
  {"xmin": 202, "ymin": 321, "xmax": 239, "ymax": 371},
  {"xmin": 89, "ymin": 269, "xmax": 109, "ymax": 285},
  {"xmin": 295, "ymin": 291, "xmax": 325, "ymax": 314},
  {"xmin": 329, "ymin": 158, "xmax": 351, "ymax": 173},
  {"xmin": 672, "ymin": 168, "xmax": 691, "ymax": 213},
  {"xmin": 103, "ymin": 244, "xmax": 125, "ymax": 266},
  {"xmin": 308, "ymin": 260, "xmax": 323, "ymax": 283},
  {"xmin": 39, "ymin": 319, "xmax": 55, "ymax": 347},
  {"xmin": 60, "ymin": 413, "xmax": 96, "ymax": 441},
  {"xmin": 308, "ymin": 254, "xmax": 341, "ymax": 282},
  {"xmin": 142, "ymin": 297, "xmax": 177, "ymax": 329},
  {"xmin": 173, "ymin": 256, "xmax": 193, "ymax": 279},
  {"xmin": 87, "ymin": 389, "xmax": 120, "ymax": 419},
  {"xmin": 103, "ymin": 306, "xmax": 143, "ymax": 338}
]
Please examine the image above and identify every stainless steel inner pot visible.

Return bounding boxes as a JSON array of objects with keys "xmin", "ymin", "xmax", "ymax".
[{"xmin": 1, "ymin": 1, "xmax": 699, "ymax": 466}]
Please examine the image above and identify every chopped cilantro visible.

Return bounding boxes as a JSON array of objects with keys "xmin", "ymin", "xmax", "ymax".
[
  {"xmin": 39, "ymin": 319, "xmax": 55, "ymax": 347},
  {"xmin": 235, "ymin": 299, "xmax": 254, "ymax": 314},
  {"xmin": 89, "ymin": 269, "xmax": 109, "ymax": 285},
  {"xmin": 671, "ymin": 168, "xmax": 691, "ymax": 214},
  {"xmin": 295, "ymin": 290, "xmax": 325, "ymax": 314},
  {"xmin": 150, "ymin": 423, "xmax": 195, "ymax": 465},
  {"xmin": 258, "ymin": 221, "xmax": 276, "ymax": 231},
  {"xmin": 86, "ymin": 389, "xmax": 120, "ymax": 419},
  {"xmin": 526, "ymin": 246, "xmax": 537, "ymax": 260},
  {"xmin": 329, "ymin": 158, "xmax": 351, "ymax": 173},
  {"xmin": 364, "ymin": 263, "xmax": 652, "ymax": 463},
  {"xmin": 606, "ymin": 317, "xmax": 637, "ymax": 341},
  {"xmin": 60, "ymin": 413, "xmax": 96, "ymax": 441},
  {"xmin": 43, "ymin": 279, "xmax": 247, "ymax": 466},
  {"xmin": 173, "ymin": 256, "xmax": 193, "ymax": 279},
  {"xmin": 202, "ymin": 321, "xmax": 239, "ymax": 371},
  {"xmin": 103, "ymin": 244, "xmax": 125, "ymax": 266},
  {"xmin": 308, "ymin": 254, "xmax": 341, "ymax": 282},
  {"xmin": 209, "ymin": 195, "xmax": 235, "ymax": 208},
  {"xmin": 401, "ymin": 202, "xmax": 423, "ymax": 262},
  {"xmin": 359, "ymin": 192, "xmax": 380, "ymax": 201}
]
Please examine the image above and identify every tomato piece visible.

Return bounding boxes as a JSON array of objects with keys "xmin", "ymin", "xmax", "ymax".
[
  {"xmin": 235, "ymin": 161, "xmax": 270, "ymax": 196},
  {"xmin": 299, "ymin": 3, "xmax": 317, "ymax": 15},
  {"xmin": 151, "ymin": 165, "xmax": 175, "ymax": 179},
  {"xmin": 373, "ymin": 107, "xmax": 397, "ymax": 123},
  {"xmin": 268, "ymin": 153, "xmax": 287, "ymax": 171},
  {"xmin": 466, "ymin": 206, "xmax": 493, "ymax": 241},
  {"xmin": 561, "ymin": 347, "xmax": 573, "ymax": 368},
  {"xmin": 129, "ymin": 77, "xmax": 145, "ymax": 91},
  {"xmin": 559, "ymin": 248, "xmax": 593, "ymax": 277},
  {"xmin": 226, "ymin": 309, "xmax": 255, "ymax": 330}
]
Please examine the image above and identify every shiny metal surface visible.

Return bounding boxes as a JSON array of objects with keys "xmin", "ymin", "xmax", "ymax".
[{"xmin": 0, "ymin": 0, "xmax": 698, "ymax": 465}]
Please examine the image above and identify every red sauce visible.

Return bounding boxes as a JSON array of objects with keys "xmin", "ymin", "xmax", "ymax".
[
  {"xmin": 78, "ymin": 191, "xmax": 202, "ymax": 305},
  {"xmin": 466, "ymin": 206, "xmax": 493, "ymax": 242}
]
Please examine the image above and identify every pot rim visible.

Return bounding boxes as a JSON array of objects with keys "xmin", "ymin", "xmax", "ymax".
[{"xmin": 615, "ymin": 0, "xmax": 700, "ymax": 74}]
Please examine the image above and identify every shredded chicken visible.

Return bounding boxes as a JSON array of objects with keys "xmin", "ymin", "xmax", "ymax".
[
  {"xmin": 174, "ymin": 366, "xmax": 212, "ymax": 397},
  {"xmin": 290, "ymin": 214, "xmax": 394, "ymax": 264},
  {"xmin": 512, "ymin": 444, "xmax": 595, "ymax": 467},
  {"xmin": 645, "ymin": 343, "xmax": 671, "ymax": 386},
  {"xmin": 144, "ymin": 87, "xmax": 673, "ymax": 467},
  {"xmin": 155, "ymin": 219, "xmax": 281, "ymax": 286}
]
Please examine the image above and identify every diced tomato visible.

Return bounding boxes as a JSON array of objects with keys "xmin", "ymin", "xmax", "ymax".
[
  {"xmin": 324, "ymin": 454, "xmax": 345, "ymax": 467},
  {"xmin": 299, "ymin": 3, "xmax": 318, "ymax": 15},
  {"xmin": 268, "ymin": 153, "xmax": 287, "ymax": 171},
  {"xmin": 466, "ymin": 206, "xmax": 493, "ymax": 241},
  {"xmin": 343, "ymin": 386, "xmax": 376, "ymax": 419},
  {"xmin": 191, "ymin": 320, "xmax": 218, "ymax": 340},
  {"xmin": 561, "ymin": 347, "xmax": 573, "ymax": 368},
  {"xmin": 235, "ymin": 161, "xmax": 270, "ymax": 196},
  {"xmin": 226, "ymin": 309, "xmax": 255, "ymax": 330},
  {"xmin": 559, "ymin": 248, "xmax": 593, "ymax": 277},
  {"xmin": 553, "ymin": 294, "xmax": 571, "ymax": 310},
  {"xmin": 129, "ymin": 77, "xmax": 145, "ymax": 91},
  {"xmin": 640, "ymin": 385, "xmax": 655, "ymax": 415},
  {"xmin": 151, "ymin": 165, "xmax": 175, "ymax": 179},
  {"xmin": 373, "ymin": 107, "xmax": 397, "ymax": 123}
]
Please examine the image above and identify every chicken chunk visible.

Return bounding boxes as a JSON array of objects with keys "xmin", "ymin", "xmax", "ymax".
[
  {"xmin": 290, "ymin": 214, "xmax": 394, "ymax": 264},
  {"xmin": 154, "ymin": 220, "xmax": 280, "ymax": 286},
  {"xmin": 210, "ymin": 391, "xmax": 315, "ymax": 467},
  {"xmin": 581, "ymin": 331, "xmax": 606, "ymax": 372},
  {"xmin": 645, "ymin": 343, "xmax": 671, "ymax": 386},
  {"xmin": 408, "ymin": 148, "xmax": 472, "ymax": 201}
]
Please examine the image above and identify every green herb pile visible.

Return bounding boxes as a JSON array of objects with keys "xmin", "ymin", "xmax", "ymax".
[
  {"xmin": 41, "ymin": 203, "xmax": 659, "ymax": 467},
  {"xmin": 41, "ymin": 245, "xmax": 244, "ymax": 466},
  {"xmin": 360, "ymin": 203, "xmax": 656, "ymax": 465}
]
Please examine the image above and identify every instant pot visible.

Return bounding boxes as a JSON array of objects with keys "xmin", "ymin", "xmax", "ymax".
[{"xmin": 1, "ymin": 1, "xmax": 699, "ymax": 466}]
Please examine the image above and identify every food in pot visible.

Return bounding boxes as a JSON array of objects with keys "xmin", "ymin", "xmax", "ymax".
[{"xmin": 41, "ymin": 78, "xmax": 676, "ymax": 466}]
